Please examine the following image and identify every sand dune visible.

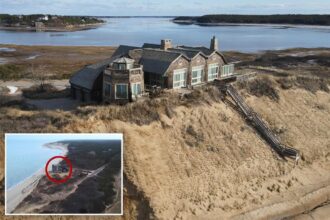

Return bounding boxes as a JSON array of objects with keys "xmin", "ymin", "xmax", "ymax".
[{"xmin": 0, "ymin": 74, "xmax": 329, "ymax": 219}]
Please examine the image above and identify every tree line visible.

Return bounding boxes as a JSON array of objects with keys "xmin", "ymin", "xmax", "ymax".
[
  {"xmin": 0, "ymin": 14, "xmax": 104, "ymax": 27},
  {"xmin": 173, "ymin": 14, "xmax": 330, "ymax": 25}
]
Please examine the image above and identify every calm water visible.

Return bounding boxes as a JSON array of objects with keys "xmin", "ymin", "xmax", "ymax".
[
  {"xmin": 0, "ymin": 18, "xmax": 330, "ymax": 52},
  {"xmin": 6, "ymin": 135, "xmax": 62, "ymax": 189}
]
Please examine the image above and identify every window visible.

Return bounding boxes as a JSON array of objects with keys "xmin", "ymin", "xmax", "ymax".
[
  {"xmin": 104, "ymin": 83, "xmax": 111, "ymax": 96},
  {"xmin": 221, "ymin": 64, "xmax": 235, "ymax": 77},
  {"xmin": 191, "ymin": 66, "xmax": 203, "ymax": 85},
  {"xmin": 173, "ymin": 69, "xmax": 187, "ymax": 88},
  {"xmin": 113, "ymin": 63, "xmax": 126, "ymax": 70},
  {"xmin": 208, "ymin": 64, "xmax": 219, "ymax": 81},
  {"xmin": 131, "ymin": 83, "xmax": 142, "ymax": 96},
  {"xmin": 126, "ymin": 63, "xmax": 133, "ymax": 70},
  {"xmin": 115, "ymin": 84, "xmax": 128, "ymax": 99}
]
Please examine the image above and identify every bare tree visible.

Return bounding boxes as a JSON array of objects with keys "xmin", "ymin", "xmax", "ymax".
[{"xmin": 29, "ymin": 64, "xmax": 50, "ymax": 92}]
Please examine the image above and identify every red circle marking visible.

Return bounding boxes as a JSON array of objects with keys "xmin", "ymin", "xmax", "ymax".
[{"xmin": 45, "ymin": 155, "xmax": 73, "ymax": 184}]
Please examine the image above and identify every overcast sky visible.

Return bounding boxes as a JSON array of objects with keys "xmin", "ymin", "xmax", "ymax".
[{"xmin": 1, "ymin": 0, "xmax": 330, "ymax": 16}]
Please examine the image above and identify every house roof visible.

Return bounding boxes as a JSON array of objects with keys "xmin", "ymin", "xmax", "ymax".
[
  {"xmin": 111, "ymin": 45, "xmax": 140, "ymax": 58},
  {"xmin": 168, "ymin": 48, "xmax": 206, "ymax": 59},
  {"xmin": 113, "ymin": 57, "xmax": 135, "ymax": 64},
  {"xmin": 142, "ymin": 43, "xmax": 161, "ymax": 49},
  {"xmin": 177, "ymin": 46, "xmax": 215, "ymax": 56},
  {"xmin": 178, "ymin": 46, "xmax": 228, "ymax": 63},
  {"xmin": 140, "ymin": 49, "xmax": 186, "ymax": 75},
  {"xmin": 128, "ymin": 49, "xmax": 143, "ymax": 62},
  {"xmin": 69, "ymin": 58, "xmax": 113, "ymax": 90}
]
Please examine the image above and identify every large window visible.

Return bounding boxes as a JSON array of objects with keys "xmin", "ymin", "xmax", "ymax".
[
  {"xmin": 131, "ymin": 83, "xmax": 142, "ymax": 96},
  {"xmin": 221, "ymin": 64, "xmax": 235, "ymax": 77},
  {"xmin": 208, "ymin": 64, "xmax": 219, "ymax": 81},
  {"xmin": 115, "ymin": 84, "xmax": 128, "ymax": 99},
  {"xmin": 173, "ymin": 69, "xmax": 187, "ymax": 88},
  {"xmin": 191, "ymin": 66, "xmax": 203, "ymax": 85},
  {"xmin": 104, "ymin": 83, "xmax": 111, "ymax": 96}
]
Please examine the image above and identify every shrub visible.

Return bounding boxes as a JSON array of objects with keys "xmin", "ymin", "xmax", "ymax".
[
  {"xmin": 0, "ymin": 64, "xmax": 24, "ymax": 80},
  {"xmin": 295, "ymin": 77, "xmax": 329, "ymax": 93},
  {"xmin": 239, "ymin": 77, "xmax": 279, "ymax": 101},
  {"xmin": 276, "ymin": 78, "xmax": 294, "ymax": 90},
  {"xmin": 22, "ymin": 84, "xmax": 70, "ymax": 99}
]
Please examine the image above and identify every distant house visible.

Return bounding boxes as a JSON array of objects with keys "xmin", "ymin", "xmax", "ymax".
[
  {"xmin": 42, "ymin": 15, "xmax": 49, "ymax": 21},
  {"xmin": 70, "ymin": 37, "xmax": 236, "ymax": 104},
  {"xmin": 51, "ymin": 164, "xmax": 69, "ymax": 173},
  {"xmin": 34, "ymin": 22, "xmax": 45, "ymax": 31}
]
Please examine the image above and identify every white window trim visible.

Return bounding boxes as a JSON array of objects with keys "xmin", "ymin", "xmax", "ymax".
[
  {"xmin": 208, "ymin": 64, "xmax": 219, "ymax": 81},
  {"xmin": 115, "ymin": 83, "xmax": 128, "ymax": 99},
  {"xmin": 221, "ymin": 64, "xmax": 234, "ymax": 77},
  {"xmin": 191, "ymin": 66, "xmax": 204, "ymax": 85},
  {"xmin": 173, "ymin": 69, "xmax": 187, "ymax": 89},
  {"xmin": 131, "ymin": 82, "xmax": 142, "ymax": 96}
]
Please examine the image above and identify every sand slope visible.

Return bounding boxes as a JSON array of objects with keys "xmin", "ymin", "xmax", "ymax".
[
  {"xmin": 111, "ymin": 88, "xmax": 330, "ymax": 219},
  {"xmin": 0, "ymin": 84, "xmax": 329, "ymax": 219}
]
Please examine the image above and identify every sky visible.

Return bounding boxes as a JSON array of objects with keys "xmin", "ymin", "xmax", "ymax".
[
  {"xmin": 1, "ymin": 0, "xmax": 330, "ymax": 16},
  {"xmin": 6, "ymin": 133, "xmax": 123, "ymax": 143}
]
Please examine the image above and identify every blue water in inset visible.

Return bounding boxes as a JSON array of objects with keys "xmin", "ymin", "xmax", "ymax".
[
  {"xmin": 0, "ymin": 18, "xmax": 330, "ymax": 52},
  {"xmin": 6, "ymin": 135, "xmax": 63, "ymax": 189}
]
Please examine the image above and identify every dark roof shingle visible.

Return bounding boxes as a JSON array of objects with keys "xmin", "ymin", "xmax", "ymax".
[
  {"xmin": 70, "ymin": 58, "xmax": 113, "ymax": 90},
  {"xmin": 140, "ymin": 49, "xmax": 184, "ymax": 75},
  {"xmin": 142, "ymin": 43, "xmax": 161, "ymax": 49},
  {"xmin": 111, "ymin": 45, "xmax": 140, "ymax": 58}
]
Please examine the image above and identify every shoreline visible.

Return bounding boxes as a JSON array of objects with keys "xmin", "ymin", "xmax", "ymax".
[
  {"xmin": 0, "ymin": 23, "xmax": 104, "ymax": 32},
  {"xmin": 43, "ymin": 141, "xmax": 69, "ymax": 155},
  {"xmin": 173, "ymin": 21, "xmax": 330, "ymax": 29},
  {"xmin": 6, "ymin": 168, "xmax": 44, "ymax": 213},
  {"xmin": 6, "ymin": 142, "xmax": 68, "ymax": 213}
]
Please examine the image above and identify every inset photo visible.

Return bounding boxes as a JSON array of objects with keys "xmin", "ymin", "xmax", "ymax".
[{"xmin": 5, "ymin": 133, "xmax": 123, "ymax": 215}]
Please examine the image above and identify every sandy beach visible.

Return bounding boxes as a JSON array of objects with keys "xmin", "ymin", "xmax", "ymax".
[
  {"xmin": 5, "ymin": 168, "xmax": 44, "ymax": 214},
  {"xmin": 43, "ymin": 142, "xmax": 68, "ymax": 155},
  {"xmin": 5, "ymin": 142, "xmax": 68, "ymax": 214}
]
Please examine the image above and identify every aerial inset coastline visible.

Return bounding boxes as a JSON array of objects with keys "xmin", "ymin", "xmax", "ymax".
[{"xmin": 5, "ymin": 134, "xmax": 122, "ymax": 214}]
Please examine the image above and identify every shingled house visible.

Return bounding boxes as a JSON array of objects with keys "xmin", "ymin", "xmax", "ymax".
[
  {"xmin": 103, "ymin": 57, "xmax": 144, "ymax": 104},
  {"xmin": 70, "ymin": 37, "xmax": 236, "ymax": 103}
]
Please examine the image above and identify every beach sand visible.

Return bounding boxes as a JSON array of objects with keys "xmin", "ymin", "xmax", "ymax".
[{"xmin": 5, "ymin": 168, "xmax": 44, "ymax": 213}]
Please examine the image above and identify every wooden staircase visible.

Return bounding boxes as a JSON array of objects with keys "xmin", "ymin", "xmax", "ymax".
[{"xmin": 225, "ymin": 84, "xmax": 300, "ymax": 161}]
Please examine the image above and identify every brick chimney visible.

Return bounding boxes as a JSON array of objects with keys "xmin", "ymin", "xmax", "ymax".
[
  {"xmin": 161, "ymin": 39, "xmax": 172, "ymax": 50},
  {"xmin": 210, "ymin": 36, "xmax": 218, "ymax": 51}
]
